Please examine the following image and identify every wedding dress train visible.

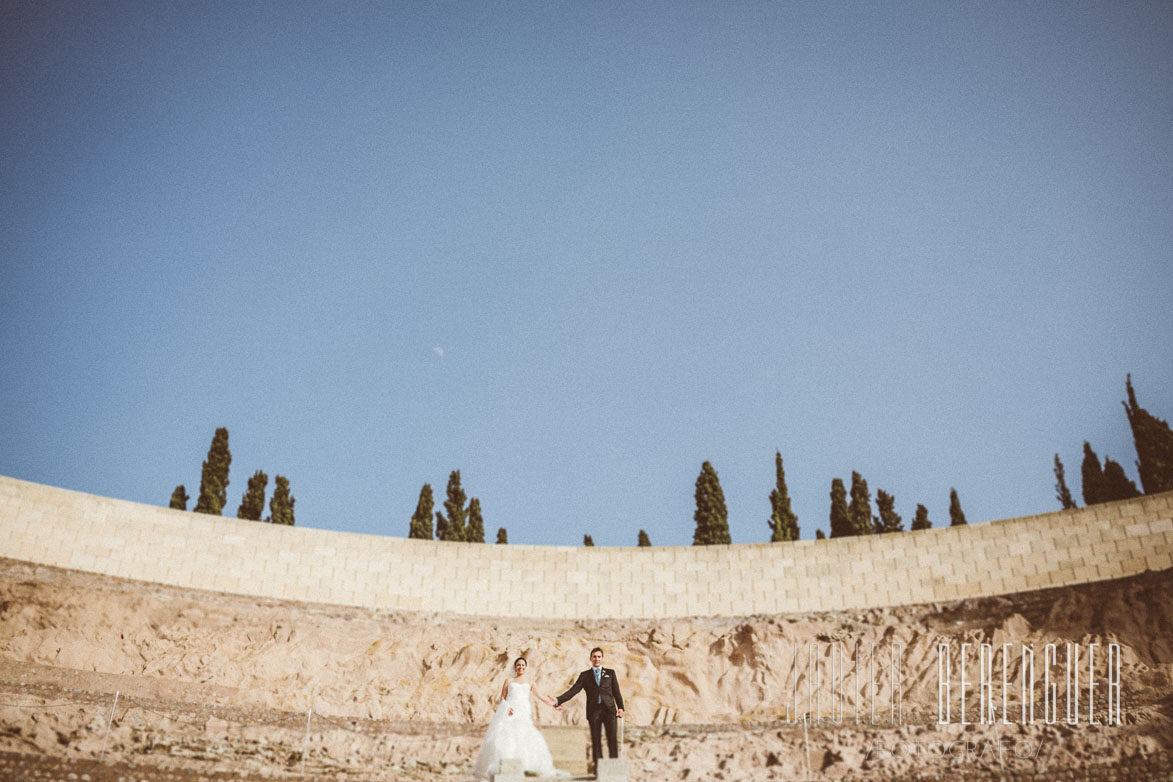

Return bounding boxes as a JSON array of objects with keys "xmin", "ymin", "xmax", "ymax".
[{"xmin": 473, "ymin": 681, "xmax": 568, "ymax": 779}]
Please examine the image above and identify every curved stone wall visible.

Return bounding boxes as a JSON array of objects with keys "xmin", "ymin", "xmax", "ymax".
[{"xmin": 1, "ymin": 474, "xmax": 1171, "ymax": 619}]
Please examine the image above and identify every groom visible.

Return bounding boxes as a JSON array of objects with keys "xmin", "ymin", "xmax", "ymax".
[{"xmin": 554, "ymin": 647, "xmax": 625, "ymax": 762}]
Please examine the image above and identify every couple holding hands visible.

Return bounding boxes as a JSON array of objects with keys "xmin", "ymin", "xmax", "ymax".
[{"xmin": 472, "ymin": 647, "xmax": 624, "ymax": 779}]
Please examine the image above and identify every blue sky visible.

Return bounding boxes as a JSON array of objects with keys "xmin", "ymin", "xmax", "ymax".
[{"xmin": 2, "ymin": 1, "xmax": 1171, "ymax": 546}]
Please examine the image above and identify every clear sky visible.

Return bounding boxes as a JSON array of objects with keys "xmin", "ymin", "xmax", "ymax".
[{"xmin": 2, "ymin": 1, "xmax": 1171, "ymax": 547}]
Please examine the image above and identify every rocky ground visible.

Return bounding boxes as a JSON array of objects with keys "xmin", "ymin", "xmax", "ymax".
[{"xmin": 0, "ymin": 557, "xmax": 1171, "ymax": 780}]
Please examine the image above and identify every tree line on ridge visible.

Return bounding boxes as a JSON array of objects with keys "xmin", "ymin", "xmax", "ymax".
[
  {"xmin": 1052, "ymin": 375, "xmax": 1173, "ymax": 508},
  {"xmin": 168, "ymin": 427, "xmax": 295, "ymax": 526},
  {"xmin": 165, "ymin": 376, "xmax": 1170, "ymax": 548}
]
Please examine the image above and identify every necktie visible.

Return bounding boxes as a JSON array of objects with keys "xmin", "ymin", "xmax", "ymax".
[{"xmin": 594, "ymin": 668, "xmax": 601, "ymax": 702}]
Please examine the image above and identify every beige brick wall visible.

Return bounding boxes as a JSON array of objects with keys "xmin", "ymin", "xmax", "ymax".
[{"xmin": 1, "ymin": 474, "xmax": 1170, "ymax": 619}]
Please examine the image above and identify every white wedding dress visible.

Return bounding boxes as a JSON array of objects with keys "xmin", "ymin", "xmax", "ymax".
[{"xmin": 473, "ymin": 681, "xmax": 568, "ymax": 779}]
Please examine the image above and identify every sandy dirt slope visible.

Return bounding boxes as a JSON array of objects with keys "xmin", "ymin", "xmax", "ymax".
[{"xmin": 0, "ymin": 557, "xmax": 1170, "ymax": 780}]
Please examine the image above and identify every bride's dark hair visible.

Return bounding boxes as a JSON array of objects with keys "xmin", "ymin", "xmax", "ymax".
[{"xmin": 513, "ymin": 656, "xmax": 527, "ymax": 667}]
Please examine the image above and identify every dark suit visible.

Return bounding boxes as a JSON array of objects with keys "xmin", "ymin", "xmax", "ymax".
[{"xmin": 556, "ymin": 667, "xmax": 624, "ymax": 760}]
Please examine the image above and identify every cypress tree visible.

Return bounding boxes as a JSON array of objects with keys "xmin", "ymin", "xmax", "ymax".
[
  {"xmin": 1101, "ymin": 457, "xmax": 1141, "ymax": 502},
  {"xmin": 815, "ymin": 529, "xmax": 826, "ymax": 540},
  {"xmin": 874, "ymin": 489, "xmax": 903, "ymax": 533},
  {"xmin": 267, "ymin": 475, "xmax": 295, "ymax": 526},
  {"xmin": 236, "ymin": 470, "xmax": 268, "ymax": 521},
  {"xmin": 467, "ymin": 498, "xmax": 485, "ymax": 543},
  {"xmin": 848, "ymin": 472, "xmax": 873, "ymax": 535},
  {"xmin": 1081, "ymin": 442, "xmax": 1106, "ymax": 506},
  {"xmin": 193, "ymin": 427, "xmax": 231, "ymax": 515},
  {"xmin": 1053, "ymin": 454, "xmax": 1077, "ymax": 510},
  {"xmin": 768, "ymin": 451, "xmax": 800, "ymax": 542},
  {"xmin": 583, "ymin": 534, "xmax": 595, "ymax": 546},
  {"xmin": 828, "ymin": 478, "xmax": 851, "ymax": 538},
  {"xmin": 435, "ymin": 470, "xmax": 468, "ymax": 542},
  {"xmin": 496, "ymin": 527, "xmax": 508, "ymax": 544},
  {"xmin": 409, "ymin": 484, "xmax": 434, "ymax": 540},
  {"xmin": 911, "ymin": 504, "xmax": 932, "ymax": 531},
  {"xmin": 169, "ymin": 485, "xmax": 189, "ymax": 511},
  {"xmin": 637, "ymin": 529, "xmax": 651, "ymax": 547},
  {"xmin": 1123, "ymin": 374, "xmax": 1173, "ymax": 494},
  {"xmin": 948, "ymin": 488, "xmax": 967, "ymax": 526},
  {"xmin": 692, "ymin": 461, "xmax": 731, "ymax": 545}
]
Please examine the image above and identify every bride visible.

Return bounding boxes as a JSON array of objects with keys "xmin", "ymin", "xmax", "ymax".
[{"xmin": 473, "ymin": 657, "xmax": 568, "ymax": 779}]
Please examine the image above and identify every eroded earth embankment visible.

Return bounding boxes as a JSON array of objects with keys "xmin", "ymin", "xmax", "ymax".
[{"xmin": 1, "ymin": 557, "xmax": 1171, "ymax": 780}]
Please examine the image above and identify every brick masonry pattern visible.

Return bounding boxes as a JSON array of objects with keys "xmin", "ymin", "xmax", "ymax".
[{"xmin": 1, "ymin": 475, "xmax": 1171, "ymax": 619}]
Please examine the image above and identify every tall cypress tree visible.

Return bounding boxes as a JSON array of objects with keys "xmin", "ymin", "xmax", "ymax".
[
  {"xmin": 948, "ymin": 488, "xmax": 967, "ymax": 526},
  {"xmin": 583, "ymin": 534, "xmax": 595, "ymax": 546},
  {"xmin": 911, "ymin": 504, "xmax": 932, "ymax": 531},
  {"xmin": 848, "ymin": 471, "xmax": 873, "ymax": 535},
  {"xmin": 1053, "ymin": 454, "xmax": 1077, "ymax": 510},
  {"xmin": 1123, "ymin": 374, "xmax": 1173, "ymax": 494},
  {"xmin": 435, "ymin": 470, "xmax": 468, "ymax": 542},
  {"xmin": 637, "ymin": 530, "xmax": 651, "ymax": 547},
  {"xmin": 693, "ymin": 461, "xmax": 731, "ymax": 545},
  {"xmin": 874, "ymin": 489, "xmax": 903, "ymax": 533},
  {"xmin": 828, "ymin": 478, "xmax": 851, "ymax": 538},
  {"xmin": 267, "ymin": 475, "xmax": 295, "ymax": 526},
  {"xmin": 467, "ymin": 498, "xmax": 485, "ymax": 543},
  {"xmin": 768, "ymin": 451, "xmax": 800, "ymax": 542},
  {"xmin": 409, "ymin": 483, "xmax": 434, "ymax": 540},
  {"xmin": 1102, "ymin": 457, "xmax": 1141, "ymax": 502},
  {"xmin": 169, "ymin": 485, "xmax": 190, "ymax": 511},
  {"xmin": 194, "ymin": 427, "xmax": 231, "ymax": 515},
  {"xmin": 496, "ymin": 527, "xmax": 508, "ymax": 544},
  {"xmin": 236, "ymin": 470, "xmax": 268, "ymax": 521},
  {"xmin": 1081, "ymin": 442, "xmax": 1106, "ymax": 506}
]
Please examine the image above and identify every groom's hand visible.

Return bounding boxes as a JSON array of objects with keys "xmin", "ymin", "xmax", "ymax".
[
  {"xmin": 616, "ymin": 708, "xmax": 624, "ymax": 718},
  {"xmin": 554, "ymin": 704, "xmax": 562, "ymax": 711}
]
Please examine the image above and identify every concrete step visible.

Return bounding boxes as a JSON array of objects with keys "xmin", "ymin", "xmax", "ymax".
[{"xmin": 540, "ymin": 725, "xmax": 590, "ymax": 776}]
